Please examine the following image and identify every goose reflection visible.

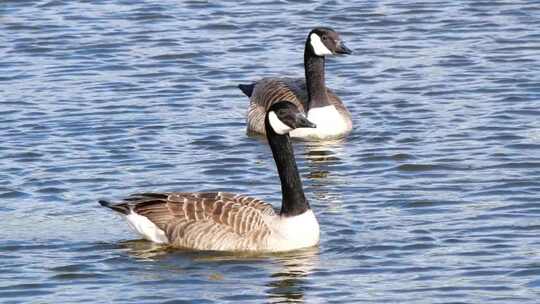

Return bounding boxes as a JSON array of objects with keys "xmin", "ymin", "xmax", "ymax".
[
  {"xmin": 304, "ymin": 139, "xmax": 346, "ymax": 163},
  {"xmin": 265, "ymin": 247, "xmax": 319, "ymax": 304},
  {"xmin": 117, "ymin": 240, "xmax": 319, "ymax": 303},
  {"xmin": 117, "ymin": 239, "xmax": 172, "ymax": 259},
  {"xmin": 300, "ymin": 139, "xmax": 347, "ymax": 216},
  {"xmin": 302, "ymin": 139, "xmax": 346, "ymax": 180}
]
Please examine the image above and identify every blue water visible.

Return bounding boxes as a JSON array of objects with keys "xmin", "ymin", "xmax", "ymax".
[{"xmin": 1, "ymin": 1, "xmax": 540, "ymax": 303}]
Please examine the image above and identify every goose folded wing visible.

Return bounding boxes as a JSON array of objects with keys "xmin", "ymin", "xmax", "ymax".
[
  {"xmin": 249, "ymin": 77, "xmax": 308, "ymax": 111},
  {"xmin": 129, "ymin": 192, "xmax": 276, "ymax": 249}
]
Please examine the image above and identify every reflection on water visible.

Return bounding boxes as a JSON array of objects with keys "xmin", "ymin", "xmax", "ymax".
[
  {"xmin": 119, "ymin": 240, "xmax": 319, "ymax": 303},
  {"xmin": 118, "ymin": 240, "xmax": 173, "ymax": 260},
  {"xmin": 304, "ymin": 140, "xmax": 346, "ymax": 164},
  {"xmin": 304, "ymin": 140, "xmax": 345, "ymax": 179},
  {"xmin": 266, "ymin": 248, "xmax": 318, "ymax": 304},
  {"xmin": 302, "ymin": 141, "xmax": 347, "ymax": 215}
]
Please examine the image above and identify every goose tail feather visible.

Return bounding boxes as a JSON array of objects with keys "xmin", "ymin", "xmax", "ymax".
[
  {"xmin": 99, "ymin": 200, "xmax": 130, "ymax": 215},
  {"xmin": 238, "ymin": 83, "xmax": 255, "ymax": 97}
]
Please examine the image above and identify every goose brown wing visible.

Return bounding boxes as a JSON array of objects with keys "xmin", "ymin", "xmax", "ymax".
[
  {"xmin": 128, "ymin": 192, "xmax": 276, "ymax": 250},
  {"xmin": 249, "ymin": 77, "xmax": 308, "ymax": 110}
]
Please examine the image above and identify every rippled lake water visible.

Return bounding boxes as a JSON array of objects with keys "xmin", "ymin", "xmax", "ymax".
[{"xmin": 2, "ymin": 1, "xmax": 540, "ymax": 303}]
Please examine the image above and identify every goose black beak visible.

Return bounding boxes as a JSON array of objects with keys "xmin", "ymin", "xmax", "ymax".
[
  {"xmin": 336, "ymin": 41, "xmax": 352, "ymax": 55},
  {"xmin": 296, "ymin": 114, "xmax": 317, "ymax": 129}
]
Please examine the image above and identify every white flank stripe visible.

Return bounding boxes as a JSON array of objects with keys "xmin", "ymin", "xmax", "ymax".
[{"xmin": 125, "ymin": 212, "xmax": 169, "ymax": 244}]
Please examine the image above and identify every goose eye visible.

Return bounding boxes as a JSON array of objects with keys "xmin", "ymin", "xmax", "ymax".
[{"xmin": 322, "ymin": 36, "xmax": 327, "ymax": 41}]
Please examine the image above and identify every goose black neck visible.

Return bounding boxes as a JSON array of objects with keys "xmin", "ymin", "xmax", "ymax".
[
  {"xmin": 304, "ymin": 41, "xmax": 329, "ymax": 109},
  {"xmin": 264, "ymin": 117, "xmax": 310, "ymax": 217}
]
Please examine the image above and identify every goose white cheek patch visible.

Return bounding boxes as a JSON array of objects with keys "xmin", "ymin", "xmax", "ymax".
[
  {"xmin": 269, "ymin": 111, "xmax": 292, "ymax": 135},
  {"xmin": 310, "ymin": 33, "xmax": 332, "ymax": 56}
]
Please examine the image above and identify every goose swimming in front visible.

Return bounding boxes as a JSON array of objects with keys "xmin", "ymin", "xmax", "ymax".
[
  {"xmin": 99, "ymin": 101, "xmax": 320, "ymax": 252},
  {"xmin": 239, "ymin": 27, "xmax": 353, "ymax": 140}
]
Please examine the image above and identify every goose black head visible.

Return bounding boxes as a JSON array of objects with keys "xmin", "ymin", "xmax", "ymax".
[
  {"xmin": 267, "ymin": 101, "xmax": 316, "ymax": 135},
  {"xmin": 307, "ymin": 27, "xmax": 352, "ymax": 57}
]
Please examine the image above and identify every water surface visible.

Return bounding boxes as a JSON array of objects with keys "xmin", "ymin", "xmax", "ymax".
[{"xmin": 1, "ymin": 1, "xmax": 540, "ymax": 303}]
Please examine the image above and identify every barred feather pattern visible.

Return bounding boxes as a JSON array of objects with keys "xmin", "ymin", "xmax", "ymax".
[
  {"xmin": 118, "ymin": 192, "xmax": 279, "ymax": 251},
  {"xmin": 246, "ymin": 77, "xmax": 351, "ymax": 135}
]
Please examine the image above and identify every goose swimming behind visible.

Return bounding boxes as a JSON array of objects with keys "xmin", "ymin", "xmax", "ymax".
[
  {"xmin": 240, "ymin": 27, "xmax": 353, "ymax": 140},
  {"xmin": 99, "ymin": 101, "xmax": 320, "ymax": 252}
]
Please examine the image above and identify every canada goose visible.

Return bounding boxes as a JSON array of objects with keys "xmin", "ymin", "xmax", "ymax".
[
  {"xmin": 99, "ymin": 101, "xmax": 320, "ymax": 252},
  {"xmin": 239, "ymin": 27, "xmax": 353, "ymax": 140}
]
